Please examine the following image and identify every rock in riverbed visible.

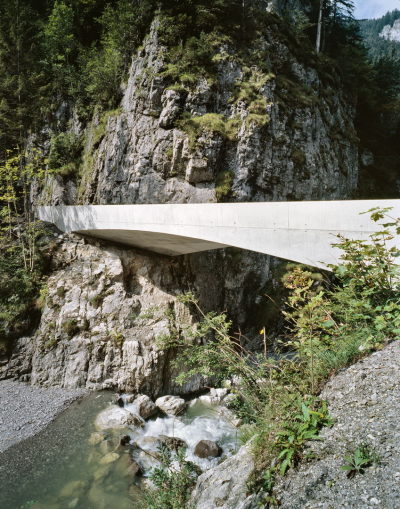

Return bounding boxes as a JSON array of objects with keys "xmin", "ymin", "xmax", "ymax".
[
  {"xmin": 194, "ymin": 440, "xmax": 222, "ymax": 459},
  {"xmin": 95, "ymin": 406, "xmax": 144, "ymax": 430},
  {"xmin": 155, "ymin": 395, "xmax": 186, "ymax": 415}
]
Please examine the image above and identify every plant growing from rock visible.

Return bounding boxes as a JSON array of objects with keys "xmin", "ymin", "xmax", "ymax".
[{"xmin": 341, "ymin": 443, "xmax": 380, "ymax": 478}]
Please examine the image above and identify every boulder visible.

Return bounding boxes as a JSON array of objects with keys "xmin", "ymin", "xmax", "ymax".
[
  {"xmin": 194, "ymin": 440, "xmax": 222, "ymax": 459},
  {"xmin": 159, "ymin": 435, "xmax": 188, "ymax": 451},
  {"xmin": 133, "ymin": 394, "xmax": 158, "ymax": 419},
  {"xmin": 94, "ymin": 406, "xmax": 144, "ymax": 430},
  {"xmin": 199, "ymin": 388, "xmax": 229, "ymax": 405},
  {"xmin": 155, "ymin": 395, "xmax": 187, "ymax": 416},
  {"xmin": 190, "ymin": 444, "xmax": 254, "ymax": 509}
]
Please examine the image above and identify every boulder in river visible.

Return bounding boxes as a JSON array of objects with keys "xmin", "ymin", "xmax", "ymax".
[
  {"xmin": 155, "ymin": 395, "xmax": 187, "ymax": 415},
  {"xmin": 95, "ymin": 406, "xmax": 144, "ymax": 430},
  {"xmin": 194, "ymin": 440, "xmax": 222, "ymax": 458},
  {"xmin": 132, "ymin": 394, "xmax": 158, "ymax": 419},
  {"xmin": 159, "ymin": 435, "xmax": 188, "ymax": 451},
  {"xmin": 119, "ymin": 435, "xmax": 131, "ymax": 446}
]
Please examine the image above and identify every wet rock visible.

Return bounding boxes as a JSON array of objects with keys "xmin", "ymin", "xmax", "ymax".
[
  {"xmin": 95, "ymin": 406, "xmax": 144, "ymax": 430},
  {"xmin": 99, "ymin": 452, "xmax": 119, "ymax": 465},
  {"xmin": 119, "ymin": 434, "xmax": 131, "ymax": 446},
  {"xmin": 133, "ymin": 394, "xmax": 158, "ymax": 419},
  {"xmin": 159, "ymin": 435, "xmax": 188, "ymax": 451},
  {"xmin": 194, "ymin": 440, "xmax": 222, "ymax": 459},
  {"xmin": 93, "ymin": 464, "xmax": 112, "ymax": 482},
  {"xmin": 155, "ymin": 395, "xmax": 187, "ymax": 415},
  {"xmin": 114, "ymin": 453, "xmax": 142, "ymax": 478},
  {"xmin": 59, "ymin": 480, "xmax": 88, "ymax": 498},
  {"xmin": 88, "ymin": 432, "xmax": 105, "ymax": 445},
  {"xmin": 99, "ymin": 438, "xmax": 117, "ymax": 454}
]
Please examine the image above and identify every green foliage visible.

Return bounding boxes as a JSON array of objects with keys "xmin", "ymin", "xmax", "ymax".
[
  {"xmin": 49, "ymin": 132, "xmax": 82, "ymax": 178},
  {"xmin": 62, "ymin": 318, "xmax": 79, "ymax": 338},
  {"xmin": 233, "ymin": 68, "xmax": 273, "ymax": 127},
  {"xmin": 215, "ymin": 171, "xmax": 233, "ymax": 202},
  {"xmin": 0, "ymin": 149, "xmax": 51, "ymax": 353},
  {"xmin": 144, "ymin": 445, "xmax": 199, "ymax": 509},
  {"xmin": 341, "ymin": 443, "xmax": 379, "ymax": 478},
  {"xmin": 274, "ymin": 399, "xmax": 332, "ymax": 475}
]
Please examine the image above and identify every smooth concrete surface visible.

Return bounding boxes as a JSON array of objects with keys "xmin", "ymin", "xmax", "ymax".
[{"xmin": 36, "ymin": 200, "xmax": 400, "ymax": 270}]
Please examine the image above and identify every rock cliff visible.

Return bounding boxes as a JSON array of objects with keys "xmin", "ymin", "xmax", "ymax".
[{"xmin": 2, "ymin": 17, "xmax": 359, "ymax": 390}]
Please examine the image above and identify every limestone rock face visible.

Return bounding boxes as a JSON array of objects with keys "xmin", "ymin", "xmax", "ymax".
[{"xmin": 4, "ymin": 15, "xmax": 359, "ymax": 393}]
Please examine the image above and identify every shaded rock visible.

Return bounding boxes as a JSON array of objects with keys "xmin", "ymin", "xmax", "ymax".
[
  {"xmin": 133, "ymin": 394, "xmax": 158, "ymax": 419},
  {"xmin": 190, "ymin": 444, "xmax": 254, "ymax": 509},
  {"xmin": 194, "ymin": 440, "xmax": 222, "ymax": 458},
  {"xmin": 95, "ymin": 406, "xmax": 144, "ymax": 430},
  {"xmin": 155, "ymin": 395, "xmax": 187, "ymax": 415},
  {"xmin": 99, "ymin": 452, "xmax": 119, "ymax": 465},
  {"xmin": 114, "ymin": 453, "xmax": 141, "ymax": 478},
  {"xmin": 119, "ymin": 434, "xmax": 131, "ymax": 446}
]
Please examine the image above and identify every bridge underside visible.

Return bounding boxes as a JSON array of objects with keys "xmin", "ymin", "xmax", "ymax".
[
  {"xmin": 78, "ymin": 229, "xmax": 228, "ymax": 256},
  {"xmin": 37, "ymin": 200, "xmax": 400, "ymax": 270}
]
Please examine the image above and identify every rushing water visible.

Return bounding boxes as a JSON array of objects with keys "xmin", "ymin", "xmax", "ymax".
[{"xmin": 0, "ymin": 393, "xmax": 238, "ymax": 509}]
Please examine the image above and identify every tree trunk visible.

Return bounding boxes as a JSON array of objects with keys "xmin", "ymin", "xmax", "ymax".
[{"xmin": 316, "ymin": 0, "xmax": 324, "ymax": 53}]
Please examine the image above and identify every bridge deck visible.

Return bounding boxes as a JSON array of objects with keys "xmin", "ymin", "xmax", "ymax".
[{"xmin": 36, "ymin": 200, "xmax": 400, "ymax": 270}]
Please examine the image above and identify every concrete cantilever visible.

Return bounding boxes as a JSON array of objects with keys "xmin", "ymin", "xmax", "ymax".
[{"xmin": 36, "ymin": 200, "xmax": 400, "ymax": 270}]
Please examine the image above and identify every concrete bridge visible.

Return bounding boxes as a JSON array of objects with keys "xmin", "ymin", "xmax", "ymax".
[{"xmin": 37, "ymin": 200, "xmax": 400, "ymax": 270}]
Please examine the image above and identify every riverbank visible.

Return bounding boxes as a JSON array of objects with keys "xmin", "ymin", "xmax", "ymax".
[
  {"xmin": 0, "ymin": 380, "xmax": 87, "ymax": 453},
  {"xmin": 275, "ymin": 340, "xmax": 400, "ymax": 508}
]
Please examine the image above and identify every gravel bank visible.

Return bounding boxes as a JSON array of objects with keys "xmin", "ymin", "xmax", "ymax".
[
  {"xmin": 0, "ymin": 380, "xmax": 87, "ymax": 453},
  {"xmin": 275, "ymin": 341, "xmax": 400, "ymax": 508}
]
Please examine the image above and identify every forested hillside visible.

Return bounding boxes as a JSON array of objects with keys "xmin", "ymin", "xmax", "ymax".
[{"xmin": 359, "ymin": 9, "xmax": 400, "ymax": 61}]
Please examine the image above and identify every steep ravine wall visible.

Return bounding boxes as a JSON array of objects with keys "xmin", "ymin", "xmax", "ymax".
[{"xmin": 1, "ymin": 20, "xmax": 359, "ymax": 391}]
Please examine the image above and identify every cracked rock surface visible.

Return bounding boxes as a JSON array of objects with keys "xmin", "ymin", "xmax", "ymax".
[{"xmin": 275, "ymin": 341, "xmax": 400, "ymax": 509}]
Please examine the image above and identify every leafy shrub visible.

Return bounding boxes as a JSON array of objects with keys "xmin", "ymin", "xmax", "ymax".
[{"xmin": 144, "ymin": 445, "xmax": 200, "ymax": 509}]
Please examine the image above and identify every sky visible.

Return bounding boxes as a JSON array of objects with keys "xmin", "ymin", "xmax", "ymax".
[{"xmin": 354, "ymin": 0, "xmax": 400, "ymax": 19}]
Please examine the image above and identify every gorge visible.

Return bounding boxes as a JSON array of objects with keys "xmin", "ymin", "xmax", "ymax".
[{"xmin": 0, "ymin": 1, "xmax": 399, "ymax": 508}]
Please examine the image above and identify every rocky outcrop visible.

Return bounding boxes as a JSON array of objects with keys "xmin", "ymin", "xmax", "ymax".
[
  {"xmin": 380, "ymin": 19, "xmax": 400, "ymax": 42},
  {"xmin": 5, "ymin": 15, "xmax": 359, "ymax": 391},
  {"xmin": 274, "ymin": 341, "xmax": 400, "ymax": 508}
]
